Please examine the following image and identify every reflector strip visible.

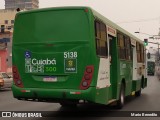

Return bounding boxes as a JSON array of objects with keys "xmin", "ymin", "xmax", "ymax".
[
  {"xmin": 70, "ymin": 92, "xmax": 81, "ymax": 94},
  {"xmin": 21, "ymin": 90, "xmax": 30, "ymax": 93}
]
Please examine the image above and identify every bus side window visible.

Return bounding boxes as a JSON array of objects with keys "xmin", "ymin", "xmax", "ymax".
[
  {"xmin": 94, "ymin": 20, "xmax": 108, "ymax": 57},
  {"xmin": 117, "ymin": 33, "xmax": 125, "ymax": 59},
  {"xmin": 136, "ymin": 42, "xmax": 144, "ymax": 63},
  {"xmin": 124, "ymin": 36, "xmax": 131, "ymax": 60},
  {"xmin": 95, "ymin": 21, "xmax": 101, "ymax": 55}
]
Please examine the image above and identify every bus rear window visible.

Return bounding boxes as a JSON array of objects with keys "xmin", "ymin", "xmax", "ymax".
[{"xmin": 14, "ymin": 9, "xmax": 90, "ymax": 43}]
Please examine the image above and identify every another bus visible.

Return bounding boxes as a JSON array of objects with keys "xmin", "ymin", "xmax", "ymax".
[
  {"xmin": 12, "ymin": 7, "xmax": 147, "ymax": 108},
  {"xmin": 147, "ymin": 61, "xmax": 155, "ymax": 75}
]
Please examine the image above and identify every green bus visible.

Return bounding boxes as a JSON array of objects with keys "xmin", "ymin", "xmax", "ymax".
[
  {"xmin": 12, "ymin": 6, "xmax": 147, "ymax": 108},
  {"xmin": 147, "ymin": 61, "xmax": 155, "ymax": 75}
]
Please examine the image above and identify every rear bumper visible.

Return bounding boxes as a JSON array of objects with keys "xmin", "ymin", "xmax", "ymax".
[{"xmin": 12, "ymin": 85, "xmax": 96, "ymax": 103}]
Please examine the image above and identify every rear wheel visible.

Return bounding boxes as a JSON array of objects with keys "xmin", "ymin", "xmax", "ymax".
[
  {"xmin": 117, "ymin": 83, "xmax": 125, "ymax": 109},
  {"xmin": 135, "ymin": 89, "xmax": 141, "ymax": 97}
]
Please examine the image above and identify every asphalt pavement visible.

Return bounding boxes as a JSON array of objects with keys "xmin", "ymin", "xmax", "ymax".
[{"xmin": 0, "ymin": 75, "xmax": 160, "ymax": 119}]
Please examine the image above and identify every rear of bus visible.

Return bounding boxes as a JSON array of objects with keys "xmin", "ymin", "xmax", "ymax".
[
  {"xmin": 12, "ymin": 7, "xmax": 97, "ymax": 103},
  {"xmin": 147, "ymin": 61, "xmax": 155, "ymax": 75}
]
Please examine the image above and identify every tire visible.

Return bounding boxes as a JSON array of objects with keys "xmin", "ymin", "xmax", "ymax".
[
  {"xmin": 117, "ymin": 83, "xmax": 125, "ymax": 109},
  {"xmin": 135, "ymin": 89, "xmax": 141, "ymax": 97},
  {"xmin": 17, "ymin": 98, "xmax": 22, "ymax": 100}
]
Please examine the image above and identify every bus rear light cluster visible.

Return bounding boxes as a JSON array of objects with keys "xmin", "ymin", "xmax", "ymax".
[
  {"xmin": 84, "ymin": 74, "xmax": 90, "ymax": 80},
  {"xmin": 12, "ymin": 66, "xmax": 23, "ymax": 88},
  {"xmin": 80, "ymin": 66, "xmax": 94, "ymax": 90},
  {"xmin": 86, "ymin": 67, "xmax": 92, "ymax": 73}
]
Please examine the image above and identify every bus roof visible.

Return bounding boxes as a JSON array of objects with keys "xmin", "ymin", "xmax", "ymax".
[
  {"xmin": 16, "ymin": 6, "xmax": 143, "ymax": 44},
  {"xmin": 16, "ymin": 6, "xmax": 89, "ymax": 15},
  {"xmin": 91, "ymin": 8, "xmax": 143, "ymax": 44}
]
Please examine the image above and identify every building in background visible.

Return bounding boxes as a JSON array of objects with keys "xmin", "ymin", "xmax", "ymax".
[
  {"xmin": 0, "ymin": 10, "xmax": 16, "ymax": 73},
  {"xmin": 0, "ymin": 32, "xmax": 11, "ymax": 73},
  {"xmin": 0, "ymin": 10, "xmax": 17, "ymax": 33},
  {"xmin": 0, "ymin": 1, "xmax": 39, "ymax": 73},
  {"xmin": 5, "ymin": 0, "xmax": 39, "ymax": 10}
]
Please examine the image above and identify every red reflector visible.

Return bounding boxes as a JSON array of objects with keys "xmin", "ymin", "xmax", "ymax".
[
  {"xmin": 14, "ymin": 74, "xmax": 19, "ymax": 79},
  {"xmin": 86, "ymin": 68, "xmax": 92, "ymax": 73},
  {"xmin": 75, "ymin": 92, "xmax": 81, "ymax": 94},
  {"xmin": 84, "ymin": 74, "xmax": 90, "ymax": 80},
  {"xmin": 21, "ymin": 90, "xmax": 26, "ymax": 92},
  {"xmin": 70, "ymin": 92, "xmax": 81, "ymax": 94}
]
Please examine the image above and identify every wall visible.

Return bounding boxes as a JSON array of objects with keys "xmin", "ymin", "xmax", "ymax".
[
  {"xmin": 0, "ymin": 50, "xmax": 7, "ymax": 72},
  {"xmin": 0, "ymin": 9, "xmax": 17, "ymax": 33}
]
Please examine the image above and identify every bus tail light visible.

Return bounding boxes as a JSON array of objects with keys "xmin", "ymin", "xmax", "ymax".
[
  {"xmin": 80, "ymin": 66, "xmax": 94, "ymax": 90},
  {"xmin": 12, "ymin": 66, "xmax": 23, "ymax": 88}
]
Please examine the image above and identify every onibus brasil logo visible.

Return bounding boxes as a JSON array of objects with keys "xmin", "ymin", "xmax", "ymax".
[{"xmin": 25, "ymin": 51, "xmax": 56, "ymax": 73}]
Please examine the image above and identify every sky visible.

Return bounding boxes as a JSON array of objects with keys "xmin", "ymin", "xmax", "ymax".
[{"xmin": 0, "ymin": 0, "xmax": 160, "ymax": 50}]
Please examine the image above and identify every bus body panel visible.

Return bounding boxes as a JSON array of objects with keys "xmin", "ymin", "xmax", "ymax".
[
  {"xmin": 12, "ymin": 7, "xmax": 105, "ymax": 104},
  {"xmin": 13, "ymin": 42, "xmax": 93, "ymax": 89},
  {"xmin": 118, "ymin": 60, "xmax": 133, "ymax": 96},
  {"xmin": 12, "ymin": 8, "xmax": 96, "ymax": 90}
]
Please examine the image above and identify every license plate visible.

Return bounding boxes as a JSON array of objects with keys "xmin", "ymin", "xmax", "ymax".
[{"xmin": 43, "ymin": 77, "xmax": 57, "ymax": 82}]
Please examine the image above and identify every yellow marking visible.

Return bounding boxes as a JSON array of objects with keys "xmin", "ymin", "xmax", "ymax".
[
  {"xmin": 108, "ymin": 99, "xmax": 117, "ymax": 104},
  {"xmin": 68, "ymin": 60, "xmax": 73, "ymax": 67},
  {"xmin": 131, "ymin": 91, "xmax": 135, "ymax": 96}
]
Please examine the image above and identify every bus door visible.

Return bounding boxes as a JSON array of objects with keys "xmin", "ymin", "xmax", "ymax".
[
  {"xmin": 109, "ymin": 36, "xmax": 113, "ymax": 83},
  {"xmin": 108, "ymin": 35, "xmax": 115, "ymax": 99},
  {"xmin": 132, "ymin": 44, "xmax": 138, "ymax": 80},
  {"xmin": 106, "ymin": 26, "xmax": 117, "ymax": 99}
]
